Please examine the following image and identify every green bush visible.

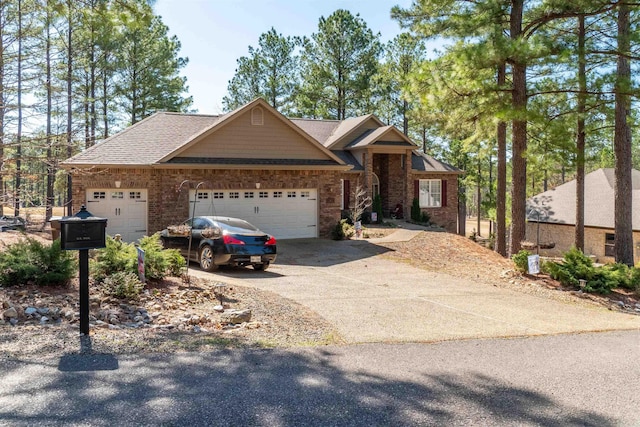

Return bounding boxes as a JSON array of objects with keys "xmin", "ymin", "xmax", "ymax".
[
  {"xmin": 511, "ymin": 249, "xmax": 532, "ymax": 273},
  {"xmin": 331, "ymin": 219, "xmax": 354, "ymax": 240},
  {"xmin": 91, "ymin": 233, "xmax": 185, "ymax": 283},
  {"xmin": 411, "ymin": 198, "xmax": 421, "ymax": 222},
  {"xmin": 544, "ymin": 247, "xmax": 640, "ymax": 294},
  {"xmin": 101, "ymin": 271, "xmax": 145, "ymax": 299},
  {"xmin": 91, "ymin": 236, "xmax": 137, "ymax": 283},
  {"xmin": 0, "ymin": 238, "xmax": 75, "ymax": 287},
  {"xmin": 420, "ymin": 211, "xmax": 430, "ymax": 224}
]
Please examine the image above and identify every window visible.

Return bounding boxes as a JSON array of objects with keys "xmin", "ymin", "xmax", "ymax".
[
  {"xmin": 93, "ymin": 191, "xmax": 105, "ymax": 199},
  {"xmin": 419, "ymin": 179, "xmax": 442, "ymax": 208},
  {"xmin": 244, "ymin": 191, "xmax": 254, "ymax": 199},
  {"xmin": 259, "ymin": 191, "xmax": 269, "ymax": 198},
  {"xmin": 213, "ymin": 192, "xmax": 224, "ymax": 199},
  {"xmin": 111, "ymin": 191, "xmax": 124, "ymax": 199},
  {"xmin": 300, "ymin": 191, "xmax": 310, "ymax": 198},
  {"xmin": 287, "ymin": 191, "xmax": 296, "ymax": 198},
  {"xmin": 129, "ymin": 191, "xmax": 141, "ymax": 199},
  {"xmin": 372, "ymin": 173, "xmax": 380, "ymax": 197},
  {"xmin": 605, "ymin": 233, "xmax": 615, "ymax": 257},
  {"xmin": 229, "ymin": 192, "xmax": 239, "ymax": 199},
  {"xmin": 273, "ymin": 191, "xmax": 283, "ymax": 198},
  {"xmin": 197, "ymin": 191, "xmax": 209, "ymax": 200}
]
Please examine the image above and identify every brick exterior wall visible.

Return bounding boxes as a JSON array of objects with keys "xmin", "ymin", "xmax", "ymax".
[
  {"xmin": 70, "ymin": 168, "xmax": 343, "ymax": 238},
  {"xmin": 373, "ymin": 153, "xmax": 406, "ymax": 214},
  {"xmin": 409, "ymin": 173, "xmax": 459, "ymax": 233},
  {"xmin": 525, "ymin": 222, "xmax": 640, "ymax": 263}
]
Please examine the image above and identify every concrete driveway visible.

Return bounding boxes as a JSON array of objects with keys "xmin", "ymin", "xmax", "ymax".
[{"xmin": 204, "ymin": 237, "xmax": 640, "ymax": 344}]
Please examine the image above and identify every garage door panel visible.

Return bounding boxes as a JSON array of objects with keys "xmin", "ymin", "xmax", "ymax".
[{"xmin": 86, "ymin": 189, "xmax": 148, "ymax": 242}]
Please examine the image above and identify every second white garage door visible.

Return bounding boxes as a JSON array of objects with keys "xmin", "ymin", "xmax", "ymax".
[{"xmin": 189, "ymin": 188, "xmax": 318, "ymax": 239}]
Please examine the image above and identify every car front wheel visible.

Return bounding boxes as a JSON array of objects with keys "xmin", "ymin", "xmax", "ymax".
[
  {"xmin": 253, "ymin": 262, "xmax": 269, "ymax": 271},
  {"xmin": 199, "ymin": 245, "xmax": 218, "ymax": 271}
]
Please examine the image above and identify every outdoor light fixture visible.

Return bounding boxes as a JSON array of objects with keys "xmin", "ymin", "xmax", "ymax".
[
  {"xmin": 256, "ymin": 182, "xmax": 261, "ymax": 189},
  {"xmin": 115, "ymin": 181, "xmax": 121, "ymax": 188}
]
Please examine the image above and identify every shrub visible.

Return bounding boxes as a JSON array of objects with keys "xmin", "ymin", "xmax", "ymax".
[
  {"xmin": 91, "ymin": 236, "xmax": 137, "ymax": 283},
  {"xmin": 511, "ymin": 249, "xmax": 532, "ymax": 273},
  {"xmin": 331, "ymin": 219, "xmax": 354, "ymax": 240},
  {"xmin": 411, "ymin": 198, "xmax": 421, "ymax": 222},
  {"xmin": 91, "ymin": 233, "xmax": 185, "ymax": 283},
  {"xmin": 101, "ymin": 271, "xmax": 145, "ymax": 299},
  {"xmin": 0, "ymin": 238, "xmax": 75, "ymax": 287},
  {"xmin": 420, "ymin": 211, "xmax": 431, "ymax": 224},
  {"xmin": 543, "ymin": 247, "xmax": 640, "ymax": 294}
]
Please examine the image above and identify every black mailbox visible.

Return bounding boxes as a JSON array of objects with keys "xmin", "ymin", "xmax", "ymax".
[{"xmin": 59, "ymin": 206, "xmax": 107, "ymax": 250}]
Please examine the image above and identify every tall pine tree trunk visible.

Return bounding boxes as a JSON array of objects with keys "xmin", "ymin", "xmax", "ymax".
[
  {"xmin": 66, "ymin": 0, "xmax": 73, "ymax": 216},
  {"xmin": 614, "ymin": 2, "xmax": 633, "ymax": 265},
  {"xmin": 495, "ymin": 63, "xmax": 507, "ymax": 257},
  {"xmin": 14, "ymin": 0, "xmax": 22, "ymax": 217},
  {"xmin": 509, "ymin": 0, "xmax": 527, "ymax": 255},
  {"xmin": 575, "ymin": 15, "xmax": 586, "ymax": 252},
  {"xmin": 45, "ymin": 1, "xmax": 54, "ymax": 223}
]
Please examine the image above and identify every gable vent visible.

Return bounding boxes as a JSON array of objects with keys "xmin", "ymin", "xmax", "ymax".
[{"xmin": 251, "ymin": 107, "xmax": 264, "ymax": 125}]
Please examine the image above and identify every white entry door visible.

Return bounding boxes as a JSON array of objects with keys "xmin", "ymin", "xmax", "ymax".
[
  {"xmin": 189, "ymin": 188, "xmax": 318, "ymax": 239},
  {"xmin": 86, "ymin": 189, "xmax": 148, "ymax": 242}
]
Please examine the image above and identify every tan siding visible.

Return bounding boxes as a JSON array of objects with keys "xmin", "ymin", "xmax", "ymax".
[
  {"xmin": 525, "ymin": 222, "xmax": 640, "ymax": 263},
  {"xmin": 331, "ymin": 118, "xmax": 381, "ymax": 150},
  {"xmin": 381, "ymin": 132, "xmax": 405, "ymax": 142},
  {"xmin": 178, "ymin": 108, "xmax": 329, "ymax": 160}
]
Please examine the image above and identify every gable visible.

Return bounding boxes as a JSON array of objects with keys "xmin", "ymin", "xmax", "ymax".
[{"xmin": 328, "ymin": 117, "xmax": 383, "ymax": 150}]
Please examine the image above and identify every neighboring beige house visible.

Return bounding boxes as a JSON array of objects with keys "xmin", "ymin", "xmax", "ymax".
[
  {"xmin": 526, "ymin": 168, "xmax": 640, "ymax": 263},
  {"xmin": 61, "ymin": 98, "xmax": 462, "ymax": 241}
]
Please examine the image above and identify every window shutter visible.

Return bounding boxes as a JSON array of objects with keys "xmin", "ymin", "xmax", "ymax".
[
  {"xmin": 442, "ymin": 179, "xmax": 447, "ymax": 207},
  {"xmin": 344, "ymin": 180, "xmax": 351, "ymax": 209},
  {"xmin": 414, "ymin": 180, "xmax": 419, "ymax": 200}
]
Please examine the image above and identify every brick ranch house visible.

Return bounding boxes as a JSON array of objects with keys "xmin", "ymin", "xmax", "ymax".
[
  {"xmin": 61, "ymin": 98, "xmax": 462, "ymax": 241},
  {"xmin": 526, "ymin": 168, "xmax": 640, "ymax": 263}
]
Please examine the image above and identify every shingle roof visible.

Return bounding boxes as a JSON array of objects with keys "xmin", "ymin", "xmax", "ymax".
[
  {"xmin": 289, "ymin": 118, "xmax": 341, "ymax": 145},
  {"xmin": 412, "ymin": 151, "xmax": 463, "ymax": 173},
  {"xmin": 527, "ymin": 168, "xmax": 640, "ymax": 230},
  {"xmin": 64, "ymin": 112, "xmax": 222, "ymax": 165}
]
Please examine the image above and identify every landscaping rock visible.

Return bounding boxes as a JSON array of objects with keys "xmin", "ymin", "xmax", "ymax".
[
  {"xmin": 2, "ymin": 307, "xmax": 18, "ymax": 319},
  {"xmin": 24, "ymin": 307, "xmax": 38, "ymax": 316},
  {"xmin": 221, "ymin": 309, "xmax": 251, "ymax": 324}
]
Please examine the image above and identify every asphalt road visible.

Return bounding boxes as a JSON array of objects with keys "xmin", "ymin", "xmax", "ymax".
[{"xmin": 2, "ymin": 330, "xmax": 639, "ymax": 426}]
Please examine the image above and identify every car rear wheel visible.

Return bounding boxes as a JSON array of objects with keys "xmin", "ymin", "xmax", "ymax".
[
  {"xmin": 253, "ymin": 262, "xmax": 269, "ymax": 271},
  {"xmin": 199, "ymin": 245, "xmax": 218, "ymax": 271}
]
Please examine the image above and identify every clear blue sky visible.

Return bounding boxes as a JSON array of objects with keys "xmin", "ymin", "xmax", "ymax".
[{"xmin": 153, "ymin": 0, "xmax": 415, "ymax": 114}]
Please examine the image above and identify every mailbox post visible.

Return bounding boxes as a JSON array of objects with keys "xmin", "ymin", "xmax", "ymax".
[{"xmin": 59, "ymin": 206, "xmax": 107, "ymax": 335}]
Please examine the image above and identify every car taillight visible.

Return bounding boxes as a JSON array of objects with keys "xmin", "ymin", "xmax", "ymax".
[
  {"xmin": 265, "ymin": 236, "xmax": 276, "ymax": 245},
  {"xmin": 223, "ymin": 235, "xmax": 245, "ymax": 245}
]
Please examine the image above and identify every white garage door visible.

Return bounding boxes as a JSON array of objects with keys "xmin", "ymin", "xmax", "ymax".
[
  {"xmin": 189, "ymin": 188, "xmax": 318, "ymax": 239},
  {"xmin": 86, "ymin": 189, "xmax": 148, "ymax": 242}
]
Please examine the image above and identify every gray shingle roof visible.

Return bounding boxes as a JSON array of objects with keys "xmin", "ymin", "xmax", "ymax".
[
  {"xmin": 412, "ymin": 151, "xmax": 462, "ymax": 173},
  {"xmin": 527, "ymin": 168, "xmax": 640, "ymax": 230},
  {"xmin": 64, "ymin": 112, "xmax": 222, "ymax": 165},
  {"xmin": 289, "ymin": 118, "xmax": 341, "ymax": 145}
]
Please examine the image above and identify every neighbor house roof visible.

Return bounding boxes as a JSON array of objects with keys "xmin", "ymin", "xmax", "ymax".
[{"xmin": 526, "ymin": 168, "xmax": 640, "ymax": 230}]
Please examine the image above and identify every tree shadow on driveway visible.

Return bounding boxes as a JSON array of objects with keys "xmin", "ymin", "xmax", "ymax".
[
  {"xmin": 0, "ymin": 345, "xmax": 616, "ymax": 426},
  {"xmin": 275, "ymin": 238, "xmax": 394, "ymax": 267}
]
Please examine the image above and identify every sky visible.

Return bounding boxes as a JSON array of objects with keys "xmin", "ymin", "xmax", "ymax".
[{"xmin": 153, "ymin": 0, "xmax": 415, "ymax": 115}]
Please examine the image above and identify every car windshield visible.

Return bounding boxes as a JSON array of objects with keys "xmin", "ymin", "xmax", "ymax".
[{"xmin": 216, "ymin": 218, "xmax": 259, "ymax": 232}]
